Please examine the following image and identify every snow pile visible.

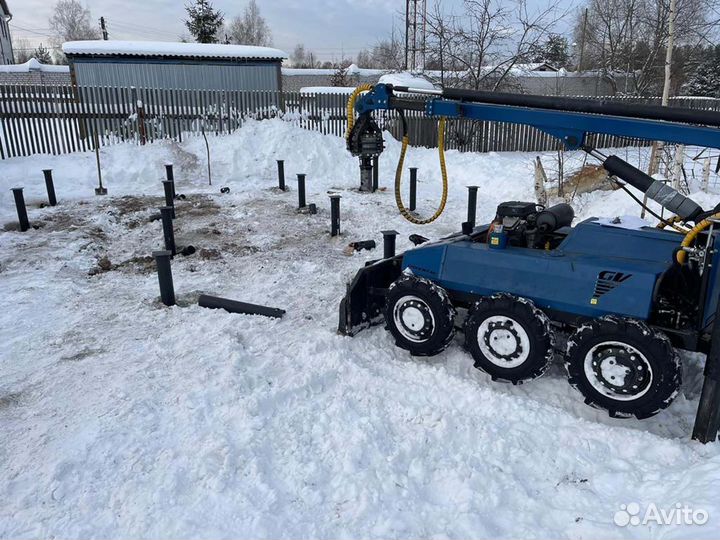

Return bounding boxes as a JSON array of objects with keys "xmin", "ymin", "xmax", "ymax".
[
  {"xmin": 1, "ymin": 120, "xmax": 720, "ymax": 539},
  {"xmin": 62, "ymin": 40, "xmax": 288, "ymax": 60}
]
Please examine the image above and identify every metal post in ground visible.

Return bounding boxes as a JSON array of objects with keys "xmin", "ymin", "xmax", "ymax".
[
  {"xmin": 297, "ymin": 173, "xmax": 306, "ymax": 209},
  {"xmin": 372, "ymin": 156, "xmax": 379, "ymax": 192},
  {"xmin": 330, "ymin": 194, "xmax": 341, "ymax": 236},
  {"xmin": 153, "ymin": 250, "xmax": 176, "ymax": 306},
  {"xmin": 160, "ymin": 206, "xmax": 176, "ymax": 256},
  {"xmin": 162, "ymin": 180, "xmax": 175, "ymax": 219},
  {"xmin": 43, "ymin": 169, "xmax": 57, "ymax": 206},
  {"xmin": 359, "ymin": 157, "xmax": 373, "ymax": 192},
  {"xmin": 165, "ymin": 163, "xmax": 176, "ymax": 198},
  {"xmin": 409, "ymin": 167, "xmax": 418, "ymax": 211},
  {"xmin": 692, "ymin": 301, "xmax": 720, "ymax": 443},
  {"xmin": 11, "ymin": 187, "xmax": 30, "ymax": 232},
  {"xmin": 277, "ymin": 160, "xmax": 286, "ymax": 191},
  {"xmin": 382, "ymin": 230, "xmax": 399, "ymax": 259},
  {"xmin": 467, "ymin": 185, "xmax": 479, "ymax": 228}
]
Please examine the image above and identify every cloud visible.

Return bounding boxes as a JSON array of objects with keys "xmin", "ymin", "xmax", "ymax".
[{"xmin": 10, "ymin": 0, "xmax": 398, "ymax": 60}]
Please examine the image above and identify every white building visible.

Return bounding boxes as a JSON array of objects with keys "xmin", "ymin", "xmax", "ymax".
[{"xmin": 0, "ymin": 0, "xmax": 13, "ymax": 65}]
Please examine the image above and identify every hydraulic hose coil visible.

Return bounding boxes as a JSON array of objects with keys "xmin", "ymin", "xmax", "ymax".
[{"xmin": 346, "ymin": 85, "xmax": 449, "ymax": 225}]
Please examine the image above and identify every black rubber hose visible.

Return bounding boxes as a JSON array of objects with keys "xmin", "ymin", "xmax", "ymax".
[
  {"xmin": 441, "ymin": 88, "xmax": 720, "ymax": 128},
  {"xmin": 602, "ymin": 155, "xmax": 703, "ymax": 221},
  {"xmin": 603, "ymin": 156, "xmax": 654, "ymax": 192}
]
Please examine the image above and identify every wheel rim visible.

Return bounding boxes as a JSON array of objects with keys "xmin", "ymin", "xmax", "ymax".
[
  {"xmin": 583, "ymin": 341, "xmax": 654, "ymax": 401},
  {"xmin": 477, "ymin": 315, "xmax": 531, "ymax": 368},
  {"xmin": 392, "ymin": 295, "xmax": 435, "ymax": 343}
]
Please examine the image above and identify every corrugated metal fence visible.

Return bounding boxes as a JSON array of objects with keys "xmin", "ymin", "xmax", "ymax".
[{"xmin": 1, "ymin": 84, "xmax": 719, "ymax": 160}]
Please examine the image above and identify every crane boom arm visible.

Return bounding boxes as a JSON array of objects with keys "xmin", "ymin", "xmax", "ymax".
[
  {"xmin": 348, "ymin": 84, "xmax": 720, "ymax": 221},
  {"xmin": 355, "ymin": 84, "xmax": 720, "ymax": 151}
]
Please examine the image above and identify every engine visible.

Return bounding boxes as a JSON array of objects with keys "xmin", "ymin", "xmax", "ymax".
[{"xmin": 491, "ymin": 201, "xmax": 575, "ymax": 249}]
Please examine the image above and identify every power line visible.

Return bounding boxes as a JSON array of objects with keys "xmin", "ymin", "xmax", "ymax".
[{"xmin": 9, "ymin": 23, "xmax": 53, "ymax": 38}]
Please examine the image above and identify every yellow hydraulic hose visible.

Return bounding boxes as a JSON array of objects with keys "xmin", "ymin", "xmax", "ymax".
[
  {"xmin": 393, "ymin": 118, "xmax": 448, "ymax": 224},
  {"xmin": 345, "ymin": 84, "xmax": 373, "ymax": 141},
  {"xmin": 346, "ymin": 85, "xmax": 449, "ymax": 225},
  {"xmin": 676, "ymin": 212, "xmax": 720, "ymax": 265}
]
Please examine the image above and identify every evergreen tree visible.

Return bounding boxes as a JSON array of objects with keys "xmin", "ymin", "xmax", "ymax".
[
  {"xmin": 528, "ymin": 34, "xmax": 570, "ymax": 69},
  {"xmin": 683, "ymin": 46, "xmax": 720, "ymax": 98},
  {"xmin": 184, "ymin": 0, "xmax": 224, "ymax": 44},
  {"xmin": 33, "ymin": 44, "xmax": 53, "ymax": 64}
]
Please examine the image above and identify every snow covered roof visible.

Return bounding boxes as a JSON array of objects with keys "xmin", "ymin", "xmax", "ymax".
[
  {"xmin": 62, "ymin": 40, "xmax": 288, "ymax": 61},
  {"xmin": 299, "ymin": 86, "xmax": 356, "ymax": 94},
  {"xmin": 0, "ymin": 59, "xmax": 70, "ymax": 73},
  {"xmin": 378, "ymin": 72, "xmax": 437, "ymax": 90},
  {"xmin": 283, "ymin": 64, "xmax": 388, "ymax": 77}
]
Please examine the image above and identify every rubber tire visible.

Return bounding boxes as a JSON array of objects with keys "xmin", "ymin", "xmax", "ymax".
[
  {"xmin": 384, "ymin": 275, "xmax": 456, "ymax": 356},
  {"xmin": 565, "ymin": 316, "xmax": 682, "ymax": 419},
  {"xmin": 464, "ymin": 294, "xmax": 554, "ymax": 384}
]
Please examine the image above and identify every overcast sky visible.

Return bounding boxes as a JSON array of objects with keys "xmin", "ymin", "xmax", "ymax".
[{"xmin": 7, "ymin": 0, "xmax": 576, "ymax": 61}]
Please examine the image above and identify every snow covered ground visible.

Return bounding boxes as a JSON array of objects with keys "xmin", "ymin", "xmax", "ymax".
[{"xmin": 1, "ymin": 120, "xmax": 719, "ymax": 539}]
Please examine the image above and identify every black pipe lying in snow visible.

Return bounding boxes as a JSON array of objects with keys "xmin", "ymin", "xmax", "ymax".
[{"xmin": 198, "ymin": 294, "xmax": 285, "ymax": 319}]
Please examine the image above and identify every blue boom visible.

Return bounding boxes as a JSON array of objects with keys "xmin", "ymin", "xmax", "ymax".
[{"xmin": 339, "ymin": 84, "xmax": 720, "ymax": 442}]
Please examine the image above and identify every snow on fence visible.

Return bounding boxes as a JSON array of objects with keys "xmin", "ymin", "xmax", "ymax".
[{"xmin": 1, "ymin": 84, "xmax": 719, "ymax": 160}]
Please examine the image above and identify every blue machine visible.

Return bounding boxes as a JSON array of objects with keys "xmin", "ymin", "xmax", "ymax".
[{"xmin": 339, "ymin": 84, "xmax": 720, "ymax": 441}]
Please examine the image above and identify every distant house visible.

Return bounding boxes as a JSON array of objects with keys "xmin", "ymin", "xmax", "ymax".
[
  {"xmin": 0, "ymin": 58, "xmax": 70, "ymax": 85},
  {"xmin": 518, "ymin": 62, "xmax": 559, "ymax": 72},
  {"xmin": 62, "ymin": 40, "xmax": 288, "ymax": 91},
  {"xmin": 0, "ymin": 0, "xmax": 13, "ymax": 65}
]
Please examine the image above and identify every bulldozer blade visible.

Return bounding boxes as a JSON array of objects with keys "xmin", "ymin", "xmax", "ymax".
[{"xmin": 338, "ymin": 255, "xmax": 404, "ymax": 336}]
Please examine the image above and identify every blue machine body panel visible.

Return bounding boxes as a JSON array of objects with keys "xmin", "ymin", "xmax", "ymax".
[{"xmin": 402, "ymin": 220, "xmax": 685, "ymax": 320}]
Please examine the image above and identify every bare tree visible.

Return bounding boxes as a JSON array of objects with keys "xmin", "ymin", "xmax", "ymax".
[
  {"xmin": 291, "ymin": 43, "xmax": 320, "ymax": 68},
  {"xmin": 370, "ymin": 38, "xmax": 405, "ymax": 70},
  {"xmin": 425, "ymin": 0, "xmax": 565, "ymax": 90},
  {"xmin": 228, "ymin": 0, "xmax": 272, "ymax": 46},
  {"xmin": 356, "ymin": 49, "xmax": 372, "ymax": 68},
  {"xmin": 49, "ymin": 0, "xmax": 101, "ymax": 45},
  {"xmin": 574, "ymin": 0, "xmax": 718, "ymax": 94},
  {"xmin": 12, "ymin": 37, "xmax": 34, "ymax": 64}
]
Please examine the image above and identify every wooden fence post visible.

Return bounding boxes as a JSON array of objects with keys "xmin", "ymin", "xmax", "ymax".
[
  {"xmin": 702, "ymin": 157, "xmax": 711, "ymax": 193},
  {"xmin": 672, "ymin": 144, "xmax": 685, "ymax": 192},
  {"xmin": 534, "ymin": 156, "xmax": 548, "ymax": 205}
]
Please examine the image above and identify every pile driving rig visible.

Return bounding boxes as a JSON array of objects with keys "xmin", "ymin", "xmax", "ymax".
[{"xmin": 340, "ymin": 83, "xmax": 720, "ymax": 442}]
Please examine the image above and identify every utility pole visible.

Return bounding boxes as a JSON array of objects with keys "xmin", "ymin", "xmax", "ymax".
[
  {"xmin": 404, "ymin": 0, "xmax": 410, "ymax": 70},
  {"xmin": 645, "ymin": 0, "xmax": 677, "ymax": 209},
  {"xmin": 100, "ymin": 17, "xmax": 109, "ymax": 40},
  {"xmin": 661, "ymin": 0, "xmax": 677, "ymax": 106},
  {"xmin": 578, "ymin": 8, "xmax": 588, "ymax": 71}
]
